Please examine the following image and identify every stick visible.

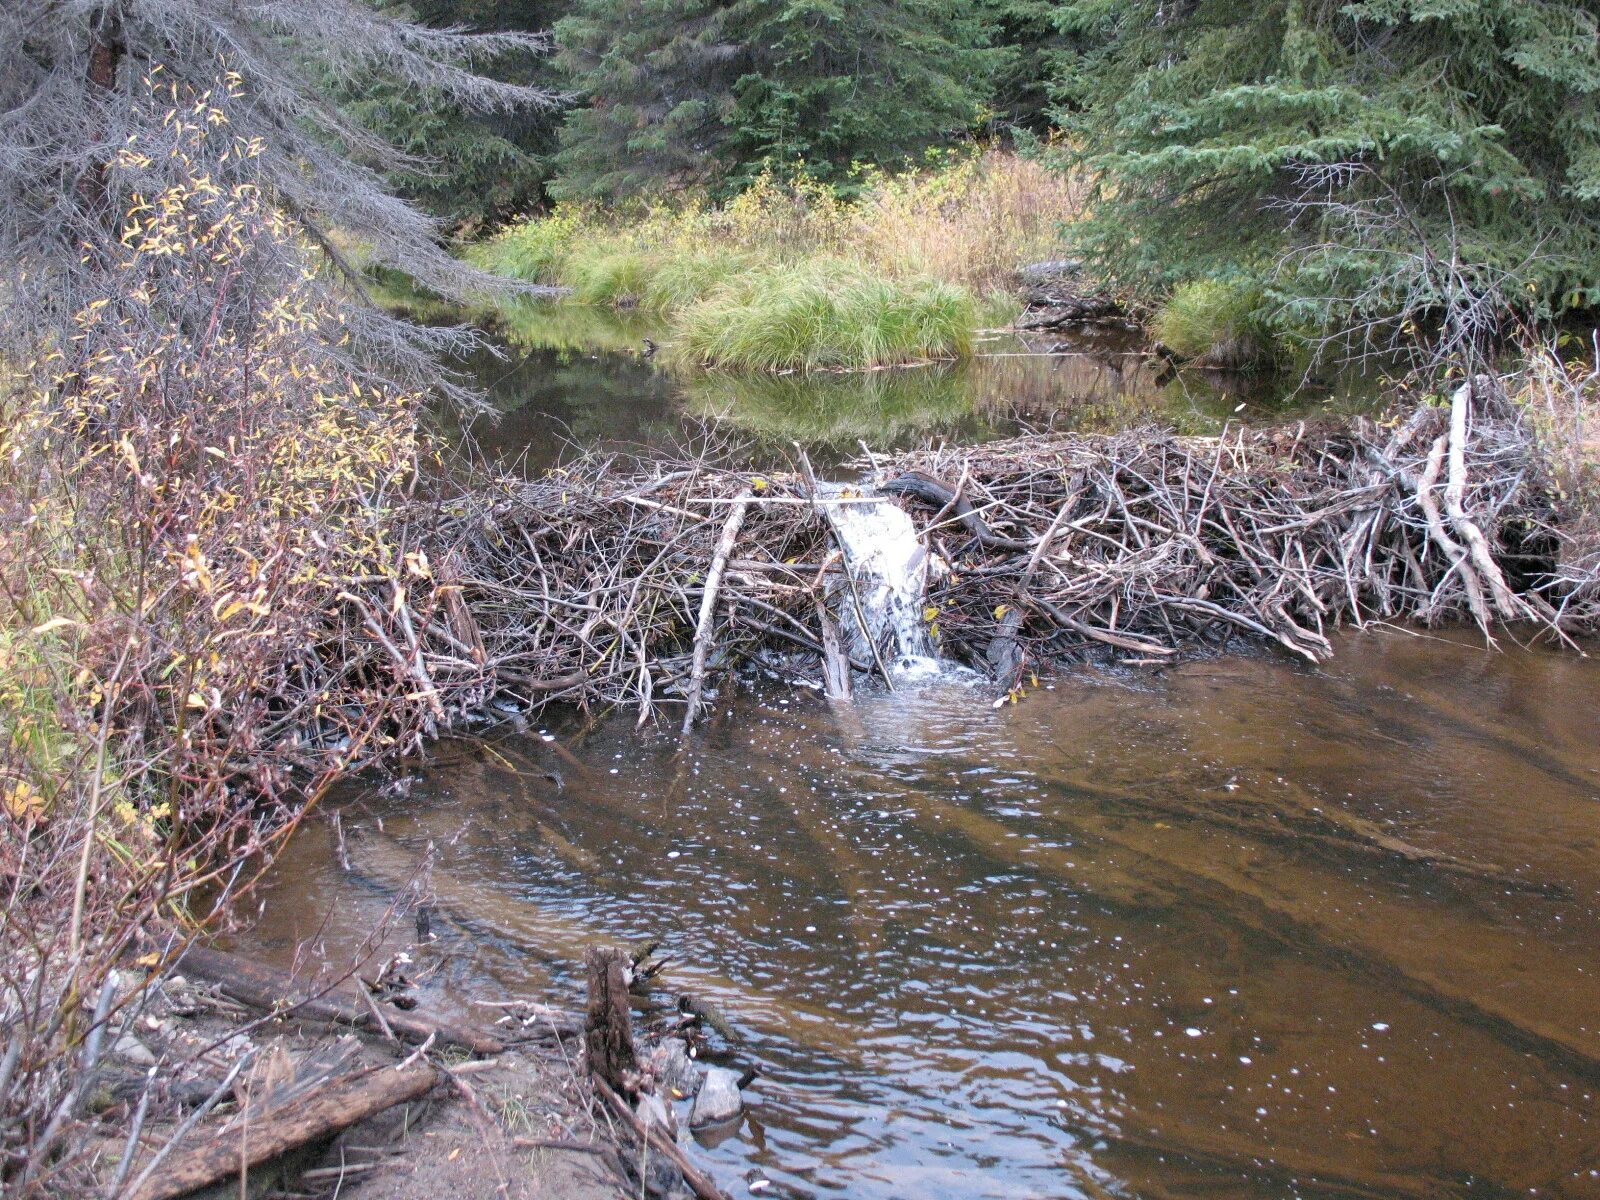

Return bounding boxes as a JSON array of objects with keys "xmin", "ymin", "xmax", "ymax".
[
  {"xmin": 592, "ymin": 1076, "xmax": 734, "ymax": 1200},
  {"xmin": 682, "ymin": 491, "xmax": 753, "ymax": 733},
  {"xmin": 177, "ymin": 945, "xmax": 503, "ymax": 1055}
]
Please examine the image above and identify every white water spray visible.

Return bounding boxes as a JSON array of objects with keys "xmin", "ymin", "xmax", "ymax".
[{"xmin": 817, "ymin": 484, "xmax": 940, "ymax": 676}]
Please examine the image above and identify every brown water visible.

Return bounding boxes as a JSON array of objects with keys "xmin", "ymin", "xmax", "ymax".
[{"xmin": 248, "ymin": 628, "xmax": 1600, "ymax": 1200}]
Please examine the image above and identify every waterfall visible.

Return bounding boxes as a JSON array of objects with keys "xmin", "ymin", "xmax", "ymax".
[{"xmin": 817, "ymin": 484, "xmax": 939, "ymax": 676}]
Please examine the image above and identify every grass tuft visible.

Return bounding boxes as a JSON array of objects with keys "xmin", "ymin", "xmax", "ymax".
[
  {"xmin": 672, "ymin": 259, "xmax": 974, "ymax": 372},
  {"xmin": 1153, "ymin": 280, "xmax": 1279, "ymax": 371},
  {"xmin": 471, "ymin": 151, "xmax": 1083, "ymax": 371}
]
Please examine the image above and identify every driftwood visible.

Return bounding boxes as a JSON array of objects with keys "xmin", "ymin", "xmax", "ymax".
[
  {"xmin": 177, "ymin": 945, "xmax": 503, "ymax": 1055},
  {"xmin": 128, "ymin": 1060, "xmax": 437, "ymax": 1200}
]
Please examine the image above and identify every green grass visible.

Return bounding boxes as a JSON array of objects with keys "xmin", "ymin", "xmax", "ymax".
[
  {"xmin": 672, "ymin": 259, "xmax": 975, "ymax": 372},
  {"xmin": 464, "ymin": 153, "xmax": 1082, "ymax": 372},
  {"xmin": 1152, "ymin": 280, "xmax": 1279, "ymax": 371}
]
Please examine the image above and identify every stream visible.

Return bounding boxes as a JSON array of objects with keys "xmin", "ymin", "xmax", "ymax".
[{"xmin": 243, "ymin": 316, "xmax": 1600, "ymax": 1199}]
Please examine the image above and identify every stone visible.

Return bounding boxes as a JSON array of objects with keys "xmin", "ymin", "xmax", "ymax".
[
  {"xmin": 650, "ymin": 1038, "xmax": 704, "ymax": 1098},
  {"xmin": 689, "ymin": 1066, "xmax": 743, "ymax": 1128},
  {"xmin": 635, "ymin": 1091, "xmax": 678, "ymax": 1138},
  {"xmin": 113, "ymin": 1034, "xmax": 156, "ymax": 1066}
]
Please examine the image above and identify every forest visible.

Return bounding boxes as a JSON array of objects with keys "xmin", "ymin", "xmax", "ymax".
[{"xmin": 2, "ymin": 2, "xmax": 1599, "ymax": 1198}]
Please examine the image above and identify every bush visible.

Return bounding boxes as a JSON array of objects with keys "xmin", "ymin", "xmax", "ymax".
[
  {"xmin": 1153, "ymin": 280, "xmax": 1280, "ymax": 371},
  {"xmin": 0, "ymin": 103, "xmax": 468, "ymax": 1191}
]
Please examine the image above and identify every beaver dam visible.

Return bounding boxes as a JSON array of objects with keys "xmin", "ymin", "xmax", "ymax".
[
  {"xmin": 324, "ymin": 376, "xmax": 1596, "ymax": 757},
  {"xmin": 236, "ymin": 366, "xmax": 1600, "ymax": 1200}
]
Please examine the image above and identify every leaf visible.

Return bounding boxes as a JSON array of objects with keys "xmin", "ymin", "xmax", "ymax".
[{"xmin": 30, "ymin": 616, "xmax": 79, "ymax": 635}]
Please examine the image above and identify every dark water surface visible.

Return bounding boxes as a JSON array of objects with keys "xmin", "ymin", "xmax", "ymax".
[
  {"xmin": 251, "ymin": 632, "xmax": 1600, "ymax": 1199},
  {"xmin": 456, "ymin": 306, "xmax": 1384, "ymax": 474},
  {"xmin": 246, "ymin": 324, "xmax": 1599, "ymax": 1198}
]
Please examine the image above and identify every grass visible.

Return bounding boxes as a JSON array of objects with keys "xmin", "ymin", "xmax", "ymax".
[
  {"xmin": 1152, "ymin": 279, "xmax": 1280, "ymax": 371},
  {"xmin": 672, "ymin": 258, "xmax": 974, "ymax": 371},
  {"xmin": 471, "ymin": 151, "xmax": 1083, "ymax": 371}
]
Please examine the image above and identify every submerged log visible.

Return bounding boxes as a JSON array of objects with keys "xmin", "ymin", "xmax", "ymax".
[{"xmin": 177, "ymin": 945, "xmax": 503, "ymax": 1055}]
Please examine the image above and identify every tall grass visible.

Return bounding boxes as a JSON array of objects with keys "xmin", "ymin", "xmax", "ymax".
[
  {"xmin": 472, "ymin": 151, "xmax": 1082, "ymax": 371},
  {"xmin": 673, "ymin": 259, "xmax": 974, "ymax": 371},
  {"xmin": 1152, "ymin": 279, "xmax": 1281, "ymax": 371}
]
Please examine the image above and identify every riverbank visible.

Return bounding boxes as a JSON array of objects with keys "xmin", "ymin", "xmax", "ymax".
[{"xmin": 470, "ymin": 152, "xmax": 1083, "ymax": 371}]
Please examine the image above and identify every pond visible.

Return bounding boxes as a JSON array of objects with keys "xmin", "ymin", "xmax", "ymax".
[
  {"xmin": 452, "ymin": 302, "xmax": 1386, "ymax": 474},
  {"xmin": 243, "ymin": 311, "xmax": 1600, "ymax": 1199}
]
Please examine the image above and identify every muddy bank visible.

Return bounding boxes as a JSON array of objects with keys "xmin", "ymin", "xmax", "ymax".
[{"xmin": 80, "ymin": 936, "xmax": 732, "ymax": 1200}]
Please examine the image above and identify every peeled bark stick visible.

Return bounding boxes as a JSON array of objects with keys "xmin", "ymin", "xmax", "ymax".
[
  {"xmin": 1445, "ymin": 379, "xmax": 1527, "ymax": 621},
  {"xmin": 177, "ymin": 945, "xmax": 503, "ymax": 1055},
  {"xmin": 129, "ymin": 1061, "xmax": 438, "ymax": 1200},
  {"xmin": 681, "ymin": 490, "xmax": 752, "ymax": 733}
]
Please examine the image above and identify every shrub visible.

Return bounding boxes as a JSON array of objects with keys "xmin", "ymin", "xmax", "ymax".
[{"xmin": 0, "ymin": 102, "xmax": 470, "ymax": 1192}]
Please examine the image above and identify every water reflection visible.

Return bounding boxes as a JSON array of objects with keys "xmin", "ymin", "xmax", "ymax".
[
  {"xmin": 460, "ymin": 303, "xmax": 1386, "ymax": 473},
  {"xmin": 248, "ymin": 629, "xmax": 1600, "ymax": 1200}
]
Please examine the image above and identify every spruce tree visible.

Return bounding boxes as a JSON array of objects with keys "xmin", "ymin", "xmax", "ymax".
[
  {"xmin": 550, "ymin": 0, "xmax": 998, "ymax": 200},
  {"xmin": 1055, "ymin": 0, "xmax": 1600, "ymax": 355},
  {"xmin": 550, "ymin": 2, "xmax": 753, "ymax": 200},
  {"xmin": 722, "ymin": 0, "xmax": 998, "ymax": 189}
]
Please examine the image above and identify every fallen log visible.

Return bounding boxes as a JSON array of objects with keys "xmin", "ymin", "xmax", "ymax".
[
  {"xmin": 177, "ymin": 945, "xmax": 504, "ymax": 1055},
  {"xmin": 129, "ymin": 1060, "xmax": 438, "ymax": 1200}
]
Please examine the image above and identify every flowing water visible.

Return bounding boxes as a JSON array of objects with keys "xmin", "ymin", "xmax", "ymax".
[{"xmin": 244, "ymin": 318, "xmax": 1600, "ymax": 1199}]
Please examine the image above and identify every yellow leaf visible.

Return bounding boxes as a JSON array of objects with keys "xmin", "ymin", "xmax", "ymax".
[
  {"xmin": 994, "ymin": 604, "xmax": 1010, "ymax": 620},
  {"xmin": 2, "ymin": 780, "xmax": 45, "ymax": 823},
  {"xmin": 923, "ymin": 606, "xmax": 940, "ymax": 622},
  {"xmin": 30, "ymin": 616, "xmax": 79, "ymax": 635},
  {"xmin": 752, "ymin": 476, "xmax": 769, "ymax": 491}
]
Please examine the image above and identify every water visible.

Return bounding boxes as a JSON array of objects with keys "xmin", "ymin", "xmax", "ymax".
[
  {"xmin": 247, "ymin": 632, "xmax": 1600, "ymax": 1199},
  {"xmin": 242, "ymin": 317, "xmax": 1600, "ymax": 1198},
  {"xmin": 454, "ymin": 305, "xmax": 1385, "ymax": 474}
]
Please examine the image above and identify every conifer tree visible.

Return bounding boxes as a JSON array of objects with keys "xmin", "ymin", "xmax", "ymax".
[
  {"xmin": 551, "ymin": 0, "xmax": 998, "ymax": 200},
  {"xmin": 550, "ymin": 2, "xmax": 752, "ymax": 200},
  {"xmin": 1056, "ymin": 0, "xmax": 1600, "ymax": 354}
]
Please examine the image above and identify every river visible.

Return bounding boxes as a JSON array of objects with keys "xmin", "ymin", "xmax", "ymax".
[{"xmin": 242, "ymin": 315, "xmax": 1600, "ymax": 1200}]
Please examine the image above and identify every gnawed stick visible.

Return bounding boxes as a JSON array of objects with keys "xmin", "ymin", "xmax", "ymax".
[
  {"xmin": 1445, "ymin": 378, "xmax": 1528, "ymax": 622},
  {"xmin": 129, "ymin": 1060, "xmax": 438, "ymax": 1200},
  {"xmin": 177, "ymin": 945, "xmax": 503, "ymax": 1055},
  {"xmin": 681, "ymin": 490, "xmax": 753, "ymax": 733}
]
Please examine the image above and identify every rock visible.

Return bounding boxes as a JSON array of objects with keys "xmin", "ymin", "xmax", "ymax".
[
  {"xmin": 689, "ymin": 1066, "xmax": 743, "ymax": 1128},
  {"xmin": 113, "ymin": 1034, "xmax": 156, "ymax": 1066},
  {"xmin": 636, "ymin": 1091, "xmax": 678, "ymax": 1139},
  {"xmin": 650, "ymin": 1038, "xmax": 704, "ymax": 1098}
]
